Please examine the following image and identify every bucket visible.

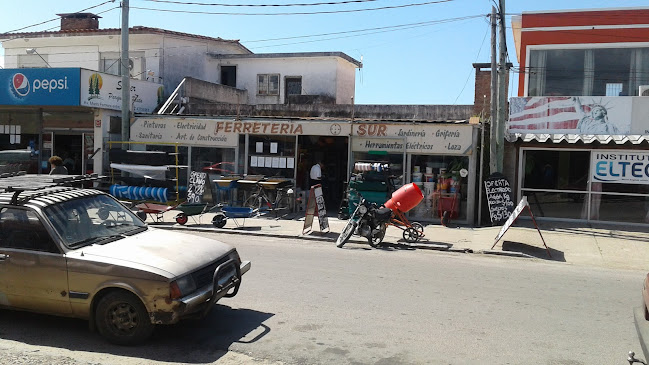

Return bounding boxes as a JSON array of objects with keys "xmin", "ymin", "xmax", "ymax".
[
  {"xmin": 384, "ymin": 183, "xmax": 424, "ymax": 213},
  {"xmin": 412, "ymin": 172, "xmax": 423, "ymax": 182}
]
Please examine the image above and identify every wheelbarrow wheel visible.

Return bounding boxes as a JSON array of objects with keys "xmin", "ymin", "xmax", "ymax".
[
  {"xmin": 441, "ymin": 211, "xmax": 450, "ymax": 227},
  {"xmin": 368, "ymin": 223, "xmax": 387, "ymax": 248},
  {"xmin": 212, "ymin": 213, "xmax": 227, "ymax": 228},
  {"xmin": 136, "ymin": 211, "xmax": 147, "ymax": 221},
  {"xmin": 175, "ymin": 213, "xmax": 189, "ymax": 225},
  {"xmin": 403, "ymin": 227, "xmax": 420, "ymax": 243},
  {"xmin": 412, "ymin": 222, "xmax": 424, "ymax": 239}
]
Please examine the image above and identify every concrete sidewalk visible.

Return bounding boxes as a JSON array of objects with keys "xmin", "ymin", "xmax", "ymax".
[{"xmin": 148, "ymin": 210, "xmax": 649, "ymax": 272}]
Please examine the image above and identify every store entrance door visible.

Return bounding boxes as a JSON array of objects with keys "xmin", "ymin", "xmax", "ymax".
[
  {"xmin": 50, "ymin": 133, "xmax": 84, "ymax": 175},
  {"xmin": 297, "ymin": 136, "xmax": 348, "ymax": 213}
]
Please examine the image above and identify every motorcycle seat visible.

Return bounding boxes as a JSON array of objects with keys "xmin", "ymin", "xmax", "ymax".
[{"xmin": 375, "ymin": 207, "xmax": 393, "ymax": 221}]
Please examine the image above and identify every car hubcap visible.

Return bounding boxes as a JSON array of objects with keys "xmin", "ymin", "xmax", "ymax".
[{"xmin": 108, "ymin": 303, "xmax": 138, "ymax": 333}]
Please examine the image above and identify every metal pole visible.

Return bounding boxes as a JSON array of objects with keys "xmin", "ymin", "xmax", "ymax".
[
  {"xmin": 38, "ymin": 109, "xmax": 44, "ymax": 174},
  {"xmin": 489, "ymin": 6, "xmax": 497, "ymax": 175},
  {"xmin": 121, "ymin": 0, "xmax": 130, "ymax": 146},
  {"xmin": 497, "ymin": 0, "xmax": 507, "ymax": 173}
]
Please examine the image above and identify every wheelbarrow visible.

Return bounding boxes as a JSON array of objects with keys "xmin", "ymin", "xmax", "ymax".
[
  {"xmin": 134, "ymin": 202, "xmax": 179, "ymax": 223},
  {"xmin": 174, "ymin": 202, "xmax": 222, "ymax": 225},
  {"xmin": 211, "ymin": 206, "xmax": 258, "ymax": 228}
]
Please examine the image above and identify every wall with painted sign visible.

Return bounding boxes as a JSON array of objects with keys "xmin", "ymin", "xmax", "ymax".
[
  {"xmin": 591, "ymin": 150, "xmax": 649, "ymax": 185},
  {"xmin": 351, "ymin": 123, "xmax": 474, "ymax": 155},
  {"xmin": 80, "ymin": 70, "xmax": 163, "ymax": 113},
  {"xmin": 131, "ymin": 117, "xmax": 352, "ymax": 147},
  {"xmin": 508, "ymin": 96, "xmax": 649, "ymax": 135}
]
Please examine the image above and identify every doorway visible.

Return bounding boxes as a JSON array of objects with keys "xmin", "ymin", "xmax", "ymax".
[
  {"xmin": 50, "ymin": 134, "xmax": 84, "ymax": 175},
  {"xmin": 297, "ymin": 135, "xmax": 348, "ymax": 213},
  {"xmin": 285, "ymin": 77, "xmax": 302, "ymax": 104},
  {"xmin": 221, "ymin": 66, "xmax": 237, "ymax": 88}
]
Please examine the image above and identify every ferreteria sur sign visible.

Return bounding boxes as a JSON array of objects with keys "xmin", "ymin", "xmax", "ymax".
[{"xmin": 215, "ymin": 121, "xmax": 303, "ymax": 135}]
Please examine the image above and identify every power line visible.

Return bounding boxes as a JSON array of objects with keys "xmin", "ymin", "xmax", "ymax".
[
  {"xmin": 130, "ymin": 0, "xmax": 453, "ymax": 16},
  {"xmin": 142, "ymin": 0, "xmax": 383, "ymax": 6},
  {"xmin": 453, "ymin": 18, "xmax": 490, "ymax": 105},
  {"xmin": 1, "ymin": 1, "xmax": 115, "ymax": 34},
  {"xmin": 244, "ymin": 15, "xmax": 483, "ymax": 43}
]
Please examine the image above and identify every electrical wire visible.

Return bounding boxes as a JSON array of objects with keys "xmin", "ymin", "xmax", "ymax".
[
  {"xmin": 141, "ymin": 0, "xmax": 383, "ymax": 6},
  {"xmin": 130, "ymin": 0, "xmax": 453, "ymax": 16},
  {"xmin": 2, "ymin": 1, "xmax": 115, "ymax": 34},
  {"xmin": 244, "ymin": 15, "xmax": 483, "ymax": 43},
  {"xmin": 453, "ymin": 17, "xmax": 490, "ymax": 105}
]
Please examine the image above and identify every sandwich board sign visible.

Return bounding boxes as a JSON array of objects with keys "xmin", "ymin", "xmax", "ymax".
[
  {"xmin": 302, "ymin": 184, "xmax": 329, "ymax": 234},
  {"xmin": 484, "ymin": 172, "xmax": 515, "ymax": 225},
  {"xmin": 491, "ymin": 196, "xmax": 551, "ymax": 258},
  {"xmin": 187, "ymin": 171, "xmax": 208, "ymax": 204}
]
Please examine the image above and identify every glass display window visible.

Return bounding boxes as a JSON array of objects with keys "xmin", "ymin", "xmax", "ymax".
[
  {"xmin": 409, "ymin": 155, "xmax": 469, "ymax": 222},
  {"xmin": 246, "ymin": 135, "xmax": 295, "ymax": 179}
]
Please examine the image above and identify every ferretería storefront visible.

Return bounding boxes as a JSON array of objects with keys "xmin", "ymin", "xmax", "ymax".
[
  {"xmin": 507, "ymin": 96, "xmax": 649, "ymax": 225},
  {"xmin": 131, "ymin": 117, "xmax": 479, "ymax": 224},
  {"xmin": 349, "ymin": 122, "xmax": 479, "ymax": 225}
]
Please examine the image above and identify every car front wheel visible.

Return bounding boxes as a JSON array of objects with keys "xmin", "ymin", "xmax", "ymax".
[{"xmin": 95, "ymin": 291, "xmax": 154, "ymax": 345}]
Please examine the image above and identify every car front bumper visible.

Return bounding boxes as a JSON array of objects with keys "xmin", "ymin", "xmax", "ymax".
[{"xmin": 154, "ymin": 260, "xmax": 251, "ymax": 323}]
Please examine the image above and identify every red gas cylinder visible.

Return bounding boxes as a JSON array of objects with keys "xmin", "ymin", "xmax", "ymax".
[{"xmin": 384, "ymin": 183, "xmax": 424, "ymax": 213}]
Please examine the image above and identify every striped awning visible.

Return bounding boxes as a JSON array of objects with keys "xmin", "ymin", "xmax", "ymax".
[{"xmin": 506, "ymin": 133, "xmax": 649, "ymax": 145}]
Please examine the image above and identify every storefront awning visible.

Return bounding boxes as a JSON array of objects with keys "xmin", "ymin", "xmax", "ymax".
[{"xmin": 506, "ymin": 133, "xmax": 649, "ymax": 145}]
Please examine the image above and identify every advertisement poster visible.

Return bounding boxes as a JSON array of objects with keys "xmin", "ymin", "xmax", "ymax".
[{"xmin": 591, "ymin": 150, "xmax": 649, "ymax": 185}]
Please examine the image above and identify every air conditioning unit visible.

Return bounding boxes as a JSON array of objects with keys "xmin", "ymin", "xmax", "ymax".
[{"xmin": 639, "ymin": 85, "xmax": 649, "ymax": 96}]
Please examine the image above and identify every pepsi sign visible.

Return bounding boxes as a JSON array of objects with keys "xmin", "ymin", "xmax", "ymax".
[{"xmin": 0, "ymin": 68, "xmax": 80, "ymax": 106}]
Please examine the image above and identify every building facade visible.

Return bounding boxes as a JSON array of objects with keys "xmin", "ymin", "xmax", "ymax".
[{"xmin": 508, "ymin": 7, "xmax": 649, "ymax": 225}]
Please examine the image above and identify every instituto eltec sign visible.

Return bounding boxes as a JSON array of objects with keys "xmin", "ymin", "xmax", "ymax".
[{"xmin": 591, "ymin": 150, "xmax": 649, "ymax": 185}]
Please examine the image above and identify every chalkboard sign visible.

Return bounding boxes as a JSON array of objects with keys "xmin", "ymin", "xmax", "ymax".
[
  {"xmin": 187, "ymin": 171, "xmax": 208, "ymax": 204},
  {"xmin": 484, "ymin": 172, "xmax": 515, "ymax": 225}
]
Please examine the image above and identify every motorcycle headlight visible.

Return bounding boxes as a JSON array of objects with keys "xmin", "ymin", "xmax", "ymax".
[
  {"xmin": 169, "ymin": 274, "xmax": 197, "ymax": 299},
  {"xmin": 359, "ymin": 205, "xmax": 368, "ymax": 214}
]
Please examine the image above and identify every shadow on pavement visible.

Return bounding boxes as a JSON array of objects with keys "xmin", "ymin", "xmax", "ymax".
[
  {"xmin": 0, "ymin": 305, "xmax": 273, "ymax": 363},
  {"xmin": 501, "ymin": 240, "xmax": 566, "ymax": 262}
]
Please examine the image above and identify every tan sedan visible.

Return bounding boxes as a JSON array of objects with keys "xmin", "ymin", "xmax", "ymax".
[{"xmin": 0, "ymin": 186, "xmax": 250, "ymax": 345}]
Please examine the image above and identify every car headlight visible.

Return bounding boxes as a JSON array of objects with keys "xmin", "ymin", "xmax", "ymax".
[{"xmin": 169, "ymin": 275, "xmax": 197, "ymax": 299}]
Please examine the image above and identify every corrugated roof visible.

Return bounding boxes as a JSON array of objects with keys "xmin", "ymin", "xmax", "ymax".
[{"xmin": 507, "ymin": 133, "xmax": 649, "ymax": 144}]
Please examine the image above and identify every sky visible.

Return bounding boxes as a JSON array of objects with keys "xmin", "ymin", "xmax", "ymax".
[{"xmin": 1, "ymin": 0, "xmax": 648, "ymax": 106}]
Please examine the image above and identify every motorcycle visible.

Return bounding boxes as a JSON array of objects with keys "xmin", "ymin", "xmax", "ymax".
[{"xmin": 336, "ymin": 194, "xmax": 393, "ymax": 248}]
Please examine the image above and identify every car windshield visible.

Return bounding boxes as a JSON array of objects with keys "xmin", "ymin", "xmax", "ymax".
[{"xmin": 43, "ymin": 194, "xmax": 147, "ymax": 249}]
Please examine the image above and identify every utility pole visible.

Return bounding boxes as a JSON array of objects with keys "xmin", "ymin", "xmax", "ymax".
[
  {"xmin": 489, "ymin": 6, "xmax": 497, "ymax": 174},
  {"xmin": 121, "ymin": 0, "xmax": 130, "ymax": 145},
  {"xmin": 496, "ymin": 0, "xmax": 507, "ymax": 173}
]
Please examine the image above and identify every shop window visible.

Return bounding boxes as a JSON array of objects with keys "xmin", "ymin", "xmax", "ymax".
[
  {"xmin": 247, "ymin": 135, "xmax": 295, "ymax": 179},
  {"xmin": 522, "ymin": 150, "xmax": 589, "ymax": 191},
  {"xmin": 258, "ymin": 74, "xmax": 280, "ymax": 96}
]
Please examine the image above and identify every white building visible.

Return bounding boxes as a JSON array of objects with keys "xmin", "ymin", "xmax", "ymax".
[{"xmin": 1, "ymin": 13, "xmax": 361, "ymax": 106}]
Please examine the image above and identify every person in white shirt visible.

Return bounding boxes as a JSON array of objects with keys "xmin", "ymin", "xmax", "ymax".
[{"xmin": 309, "ymin": 161, "xmax": 323, "ymax": 188}]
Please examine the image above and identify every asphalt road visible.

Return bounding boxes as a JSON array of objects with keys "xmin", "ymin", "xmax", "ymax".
[{"xmin": 0, "ymin": 232, "xmax": 646, "ymax": 365}]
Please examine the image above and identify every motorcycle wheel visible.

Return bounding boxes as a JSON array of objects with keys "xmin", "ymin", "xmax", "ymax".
[
  {"xmin": 368, "ymin": 223, "xmax": 387, "ymax": 248},
  {"xmin": 336, "ymin": 220, "xmax": 357, "ymax": 248}
]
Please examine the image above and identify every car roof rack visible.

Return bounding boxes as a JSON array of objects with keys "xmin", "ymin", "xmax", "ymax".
[{"xmin": 0, "ymin": 173, "xmax": 105, "ymax": 206}]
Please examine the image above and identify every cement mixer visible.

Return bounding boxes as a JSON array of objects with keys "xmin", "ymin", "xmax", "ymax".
[{"xmin": 384, "ymin": 183, "xmax": 426, "ymax": 243}]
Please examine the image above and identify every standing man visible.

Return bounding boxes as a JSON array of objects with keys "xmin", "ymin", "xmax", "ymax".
[{"xmin": 309, "ymin": 160, "xmax": 323, "ymax": 188}]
